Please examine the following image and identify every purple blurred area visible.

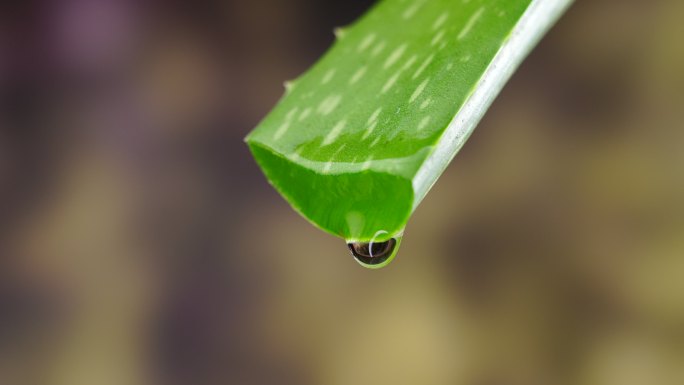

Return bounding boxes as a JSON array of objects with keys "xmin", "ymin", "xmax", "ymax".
[{"xmin": 1, "ymin": 1, "xmax": 684, "ymax": 384}]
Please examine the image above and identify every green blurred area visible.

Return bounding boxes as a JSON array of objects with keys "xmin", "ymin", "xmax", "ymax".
[{"xmin": 1, "ymin": 1, "xmax": 683, "ymax": 384}]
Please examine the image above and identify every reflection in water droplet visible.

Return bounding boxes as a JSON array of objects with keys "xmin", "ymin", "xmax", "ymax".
[{"xmin": 347, "ymin": 238, "xmax": 398, "ymax": 268}]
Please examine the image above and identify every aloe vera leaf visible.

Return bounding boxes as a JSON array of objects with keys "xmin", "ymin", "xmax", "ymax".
[{"xmin": 246, "ymin": 0, "xmax": 572, "ymax": 266}]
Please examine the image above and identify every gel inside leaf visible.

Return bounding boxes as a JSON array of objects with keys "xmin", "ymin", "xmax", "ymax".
[{"xmin": 246, "ymin": 0, "xmax": 573, "ymax": 267}]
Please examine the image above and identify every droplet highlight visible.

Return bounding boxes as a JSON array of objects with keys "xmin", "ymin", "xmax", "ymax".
[{"xmin": 347, "ymin": 238, "xmax": 399, "ymax": 268}]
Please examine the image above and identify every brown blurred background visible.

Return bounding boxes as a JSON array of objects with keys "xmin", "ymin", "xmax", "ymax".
[{"xmin": 1, "ymin": 0, "xmax": 683, "ymax": 384}]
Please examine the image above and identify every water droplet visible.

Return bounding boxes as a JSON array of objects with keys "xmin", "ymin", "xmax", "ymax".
[{"xmin": 347, "ymin": 237, "xmax": 399, "ymax": 268}]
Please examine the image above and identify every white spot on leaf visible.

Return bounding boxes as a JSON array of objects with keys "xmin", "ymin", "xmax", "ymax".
[
  {"xmin": 362, "ymin": 120, "xmax": 378, "ymax": 140},
  {"xmin": 381, "ymin": 72, "xmax": 400, "ymax": 93},
  {"xmin": 321, "ymin": 68, "xmax": 336, "ymax": 84},
  {"xmin": 418, "ymin": 116, "xmax": 431, "ymax": 130},
  {"xmin": 384, "ymin": 44, "xmax": 407, "ymax": 69},
  {"xmin": 298, "ymin": 107, "xmax": 312, "ymax": 121},
  {"xmin": 317, "ymin": 94, "xmax": 342, "ymax": 115},
  {"xmin": 402, "ymin": 3, "xmax": 421, "ymax": 19},
  {"xmin": 409, "ymin": 78, "xmax": 430, "ymax": 103},
  {"xmin": 412, "ymin": 53, "xmax": 435, "ymax": 80},
  {"xmin": 432, "ymin": 13, "xmax": 449, "ymax": 30},
  {"xmin": 285, "ymin": 107, "xmax": 299, "ymax": 121},
  {"xmin": 358, "ymin": 33, "xmax": 377, "ymax": 52},
  {"xmin": 401, "ymin": 54, "xmax": 418, "ymax": 71},
  {"xmin": 350, "ymin": 66, "xmax": 367, "ymax": 84},
  {"xmin": 367, "ymin": 107, "xmax": 382, "ymax": 125},
  {"xmin": 431, "ymin": 29, "xmax": 446, "ymax": 46},
  {"xmin": 458, "ymin": 7, "xmax": 485, "ymax": 40},
  {"xmin": 371, "ymin": 40, "xmax": 387, "ymax": 57},
  {"xmin": 273, "ymin": 121, "xmax": 291, "ymax": 140},
  {"xmin": 322, "ymin": 119, "xmax": 347, "ymax": 145}
]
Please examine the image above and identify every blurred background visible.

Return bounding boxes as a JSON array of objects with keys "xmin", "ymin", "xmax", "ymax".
[{"xmin": 1, "ymin": 0, "xmax": 683, "ymax": 384}]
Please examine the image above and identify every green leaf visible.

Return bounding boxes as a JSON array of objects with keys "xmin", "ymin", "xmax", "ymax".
[{"xmin": 246, "ymin": 0, "xmax": 573, "ymax": 267}]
